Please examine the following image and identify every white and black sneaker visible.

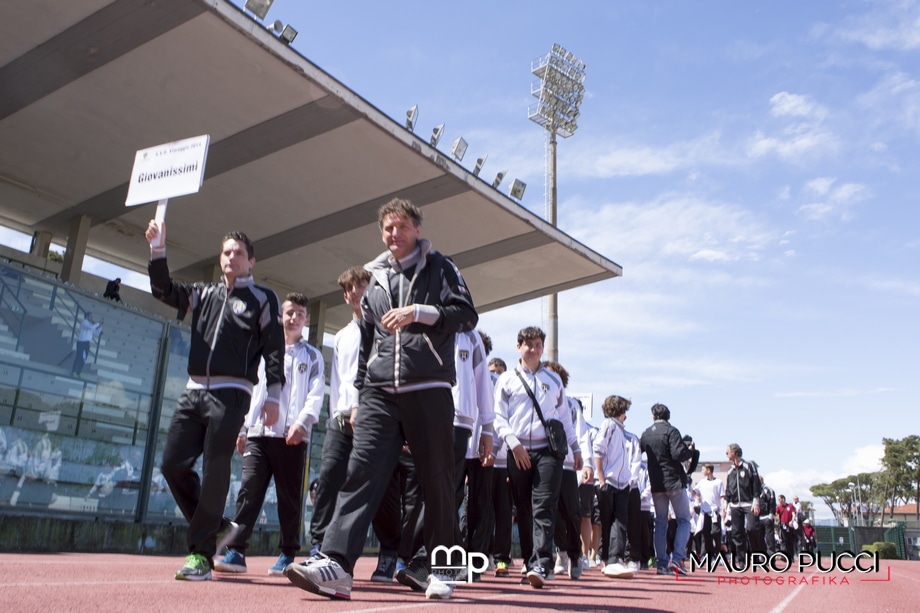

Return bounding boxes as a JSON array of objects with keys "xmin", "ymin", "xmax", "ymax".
[
  {"xmin": 284, "ymin": 553, "xmax": 352, "ymax": 600},
  {"xmin": 526, "ymin": 565, "xmax": 547, "ymax": 589}
]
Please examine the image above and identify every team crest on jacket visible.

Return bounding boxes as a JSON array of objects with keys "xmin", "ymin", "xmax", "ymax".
[
  {"xmin": 541, "ymin": 383, "xmax": 549, "ymax": 392},
  {"xmin": 231, "ymin": 298, "xmax": 247, "ymax": 315},
  {"xmin": 459, "ymin": 349, "xmax": 470, "ymax": 362},
  {"xmin": 298, "ymin": 363, "xmax": 308, "ymax": 373}
]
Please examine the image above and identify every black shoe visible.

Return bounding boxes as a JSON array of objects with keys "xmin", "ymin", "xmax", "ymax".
[
  {"xmin": 371, "ymin": 551, "xmax": 398, "ymax": 582},
  {"xmin": 215, "ymin": 519, "xmax": 241, "ymax": 555},
  {"xmin": 526, "ymin": 566, "xmax": 547, "ymax": 588},
  {"xmin": 395, "ymin": 558, "xmax": 428, "ymax": 592}
]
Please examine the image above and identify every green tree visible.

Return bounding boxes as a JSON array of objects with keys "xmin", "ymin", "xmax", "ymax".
[{"xmin": 881, "ymin": 435, "xmax": 920, "ymax": 521}]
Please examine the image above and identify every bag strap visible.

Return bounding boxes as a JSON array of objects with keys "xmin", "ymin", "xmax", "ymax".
[{"xmin": 515, "ymin": 368, "xmax": 550, "ymax": 428}]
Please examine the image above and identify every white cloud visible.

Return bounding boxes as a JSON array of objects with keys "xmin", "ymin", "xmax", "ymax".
[
  {"xmin": 804, "ymin": 177, "xmax": 836, "ymax": 196},
  {"xmin": 836, "ymin": 2, "xmax": 920, "ymax": 51},
  {"xmin": 856, "ymin": 72, "xmax": 920, "ymax": 135},
  {"xmin": 564, "ymin": 132, "xmax": 739, "ymax": 179},
  {"xmin": 774, "ymin": 387, "xmax": 896, "ymax": 399},
  {"xmin": 796, "ymin": 179, "xmax": 869, "ymax": 221},
  {"xmin": 747, "ymin": 92, "xmax": 839, "ymax": 162},
  {"xmin": 770, "ymin": 92, "xmax": 828, "ymax": 119},
  {"xmin": 746, "ymin": 128, "xmax": 838, "ymax": 161},
  {"xmin": 842, "ymin": 444, "xmax": 884, "ymax": 474},
  {"xmin": 765, "ymin": 446, "xmax": 879, "ymax": 520},
  {"xmin": 569, "ymin": 194, "xmax": 777, "ymax": 265}
]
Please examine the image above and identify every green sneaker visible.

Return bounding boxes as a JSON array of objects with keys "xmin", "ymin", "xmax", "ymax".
[{"xmin": 175, "ymin": 553, "xmax": 212, "ymax": 581}]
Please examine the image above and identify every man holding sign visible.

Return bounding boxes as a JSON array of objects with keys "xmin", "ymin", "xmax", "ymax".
[{"xmin": 146, "ymin": 220, "xmax": 285, "ymax": 581}]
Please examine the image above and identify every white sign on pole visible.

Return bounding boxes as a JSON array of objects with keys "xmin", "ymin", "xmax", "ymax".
[
  {"xmin": 571, "ymin": 392, "xmax": 594, "ymax": 422},
  {"xmin": 125, "ymin": 134, "xmax": 210, "ymax": 207}
]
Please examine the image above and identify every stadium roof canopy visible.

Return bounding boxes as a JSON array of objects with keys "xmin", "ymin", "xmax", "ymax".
[{"xmin": 0, "ymin": 0, "xmax": 621, "ymax": 331}]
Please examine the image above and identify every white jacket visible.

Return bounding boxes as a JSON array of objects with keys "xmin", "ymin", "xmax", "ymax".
[
  {"xmin": 493, "ymin": 363, "xmax": 578, "ymax": 453},
  {"xmin": 329, "ymin": 319, "xmax": 361, "ymax": 418},
  {"xmin": 594, "ymin": 417, "xmax": 641, "ymax": 489},
  {"xmin": 244, "ymin": 338, "xmax": 325, "ymax": 438},
  {"xmin": 453, "ymin": 330, "xmax": 495, "ymax": 442},
  {"xmin": 563, "ymin": 396, "xmax": 593, "ymax": 471}
]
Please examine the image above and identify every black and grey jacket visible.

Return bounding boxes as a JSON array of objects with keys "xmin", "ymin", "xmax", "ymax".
[
  {"xmin": 357, "ymin": 239, "xmax": 477, "ymax": 392},
  {"xmin": 723, "ymin": 460, "xmax": 762, "ymax": 508},
  {"xmin": 148, "ymin": 257, "xmax": 284, "ymax": 399}
]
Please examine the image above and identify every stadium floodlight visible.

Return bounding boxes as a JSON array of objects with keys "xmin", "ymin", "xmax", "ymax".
[
  {"xmin": 280, "ymin": 24, "xmax": 298, "ymax": 44},
  {"xmin": 472, "ymin": 154, "xmax": 488, "ymax": 177},
  {"xmin": 527, "ymin": 43, "xmax": 587, "ymax": 363},
  {"xmin": 509, "ymin": 179, "xmax": 527, "ymax": 200},
  {"xmin": 268, "ymin": 20, "xmax": 284, "ymax": 35},
  {"xmin": 406, "ymin": 105, "xmax": 418, "ymax": 131},
  {"xmin": 528, "ymin": 43, "xmax": 587, "ymax": 139},
  {"xmin": 492, "ymin": 170, "xmax": 507, "ymax": 189},
  {"xmin": 450, "ymin": 137, "xmax": 468, "ymax": 161},
  {"xmin": 245, "ymin": 0, "xmax": 275, "ymax": 20},
  {"xmin": 430, "ymin": 124, "xmax": 445, "ymax": 148}
]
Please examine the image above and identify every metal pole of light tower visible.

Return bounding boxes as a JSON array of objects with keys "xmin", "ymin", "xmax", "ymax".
[
  {"xmin": 527, "ymin": 44, "xmax": 586, "ymax": 364},
  {"xmin": 547, "ymin": 129, "xmax": 558, "ymax": 361}
]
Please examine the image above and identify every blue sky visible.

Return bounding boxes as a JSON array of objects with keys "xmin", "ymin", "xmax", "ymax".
[{"xmin": 4, "ymin": 1, "xmax": 919, "ymax": 517}]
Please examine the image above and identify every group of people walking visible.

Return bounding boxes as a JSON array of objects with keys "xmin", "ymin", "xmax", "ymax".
[{"xmin": 145, "ymin": 196, "xmax": 808, "ymax": 603}]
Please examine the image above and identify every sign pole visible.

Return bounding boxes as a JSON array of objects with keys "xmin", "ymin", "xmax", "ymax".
[{"xmin": 153, "ymin": 199, "xmax": 168, "ymax": 247}]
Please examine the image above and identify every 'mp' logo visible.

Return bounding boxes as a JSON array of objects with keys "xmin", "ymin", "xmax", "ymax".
[{"xmin": 430, "ymin": 545, "xmax": 489, "ymax": 583}]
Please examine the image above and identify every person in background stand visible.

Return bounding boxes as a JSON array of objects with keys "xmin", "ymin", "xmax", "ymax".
[
  {"xmin": 103, "ymin": 277, "xmax": 122, "ymax": 302},
  {"xmin": 146, "ymin": 221, "xmax": 284, "ymax": 581},
  {"xmin": 71, "ymin": 312, "xmax": 102, "ymax": 377},
  {"xmin": 214, "ymin": 292, "xmax": 324, "ymax": 576}
]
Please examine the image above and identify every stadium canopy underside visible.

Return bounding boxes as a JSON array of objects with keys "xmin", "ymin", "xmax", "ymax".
[{"xmin": 0, "ymin": 0, "xmax": 621, "ymax": 332}]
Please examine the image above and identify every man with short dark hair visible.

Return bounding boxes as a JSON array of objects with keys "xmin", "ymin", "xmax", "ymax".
[
  {"xmin": 286, "ymin": 198, "xmax": 477, "ymax": 601},
  {"xmin": 493, "ymin": 326, "xmax": 582, "ymax": 588},
  {"xmin": 776, "ymin": 494, "xmax": 796, "ymax": 557},
  {"xmin": 146, "ymin": 222, "xmax": 284, "ymax": 581},
  {"xmin": 639, "ymin": 403, "xmax": 693, "ymax": 575}
]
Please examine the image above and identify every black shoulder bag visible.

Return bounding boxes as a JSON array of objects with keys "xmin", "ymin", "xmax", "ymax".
[{"xmin": 515, "ymin": 369, "xmax": 568, "ymax": 460}]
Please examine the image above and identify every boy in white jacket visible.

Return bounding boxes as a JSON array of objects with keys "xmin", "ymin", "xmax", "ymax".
[
  {"xmin": 215, "ymin": 292, "xmax": 324, "ymax": 576},
  {"xmin": 594, "ymin": 395, "xmax": 640, "ymax": 579}
]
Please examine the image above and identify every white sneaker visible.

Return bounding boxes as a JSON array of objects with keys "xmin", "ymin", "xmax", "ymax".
[
  {"xmin": 554, "ymin": 551, "xmax": 569, "ymax": 575},
  {"xmin": 426, "ymin": 574, "xmax": 454, "ymax": 600},
  {"xmin": 602, "ymin": 562, "xmax": 635, "ymax": 579},
  {"xmin": 626, "ymin": 560, "xmax": 640, "ymax": 572},
  {"xmin": 580, "ymin": 555, "xmax": 591, "ymax": 570},
  {"xmin": 284, "ymin": 554, "xmax": 352, "ymax": 599}
]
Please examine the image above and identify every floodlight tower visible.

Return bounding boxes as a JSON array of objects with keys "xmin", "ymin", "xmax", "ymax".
[{"xmin": 528, "ymin": 44, "xmax": 586, "ymax": 362}]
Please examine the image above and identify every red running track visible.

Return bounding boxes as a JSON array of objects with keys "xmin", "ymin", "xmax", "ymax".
[{"xmin": 2, "ymin": 553, "xmax": 916, "ymax": 612}]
